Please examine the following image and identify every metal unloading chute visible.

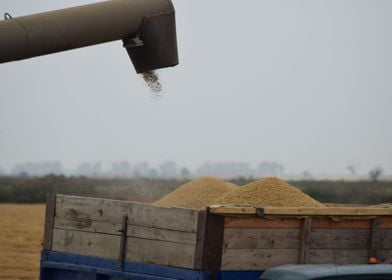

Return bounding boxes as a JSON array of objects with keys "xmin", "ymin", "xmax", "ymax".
[{"xmin": 0, "ymin": 0, "xmax": 178, "ymax": 73}]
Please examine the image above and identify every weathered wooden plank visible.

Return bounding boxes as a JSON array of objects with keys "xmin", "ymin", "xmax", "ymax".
[
  {"xmin": 262, "ymin": 207, "xmax": 392, "ymax": 216},
  {"xmin": 222, "ymin": 227, "xmax": 392, "ymax": 251},
  {"xmin": 127, "ymin": 225, "xmax": 197, "ymax": 245},
  {"xmin": 52, "ymin": 228, "xmax": 120, "ymax": 259},
  {"xmin": 225, "ymin": 217, "xmax": 302, "ymax": 229},
  {"xmin": 310, "ymin": 249, "xmax": 392, "ymax": 264},
  {"xmin": 54, "ymin": 217, "xmax": 197, "ymax": 245},
  {"xmin": 312, "ymin": 229, "xmax": 391, "ymax": 250},
  {"xmin": 55, "ymin": 195, "xmax": 199, "ymax": 232},
  {"xmin": 381, "ymin": 216, "xmax": 392, "ymax": 228},
  {"xmin": 312, "ymin": 219, "xmax": 371, "ymax": 229},
  {"xmin": 222, "ymin": 248, "xmax": 392, "ymax": 270},
  {"xmin": 194, "ymin": 211, "xmax": 207, "ymax": 269},
  {"xmin": 379, "ymin": 250, "xmax": 392, "ymax": 264},
  {"xmin": 194, "ymin": 211, "xmax": 225, "ymax": 270},
  {"xmin": 313, "ymin": 217, "xmax": 391, "ymax": 229},
  {"xmin": 126, "ymin": 237, "xmax": 196, "ymax": 268},
  {"xmin": 308, "ymin": 249, "xmax": 369, "ymax": 264},
  {"xmin": 380, "ymin": 229, "xmax": 392, "ymax": 249},
  {"xmin": 311, "ymin": 229, "xmax": 369, "ymax": 249},
  {"xmin": 204, "ymin": 210, "xmax": 224, "ymax": 270},
  {"xmin": 43, "ymin": 194, "xmax": 56, "ymax": 251},
  {"xmin": 299, "ymin": 217, "xmax": 312, "ymax": 264},
  {"xmin": 369, "ymin": 217, "xmax": 380, "ymax": 260},
  {"xmin": 52, "ymin": 228, "xmax": 197, "ymax": 269},
  {"xmin": 221, "ymin": 249, "xmax": 299, "ymax": 270},
  {"xmin": 210, "ymin": 205, "xmax": 257, "ymax": 215},
  {"xmin": 225, "ymin": 216, "xmax": 392, "ymax": 229},
  {"xmin": 223, "ymin": 228, "xmax": 301, "ymax": 249},
  {"xmin": 225, "ymin": 217, "xmax": 367, "ymax": 229},
  {"xmin": 211, "ymin": 205, "xmax": 392, "ymax": 216},
  {"xmin": 54, "ymin": 217, "xmax": 122, "ymax": 235}
]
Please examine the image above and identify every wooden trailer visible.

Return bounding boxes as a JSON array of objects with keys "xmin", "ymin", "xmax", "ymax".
[{"xmin": 40, "ymin": 194, "xmax": 392, "ymax": 279}]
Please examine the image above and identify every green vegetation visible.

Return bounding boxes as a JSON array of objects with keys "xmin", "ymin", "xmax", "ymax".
[
  {"xmin": 0, "ymin": 175, "xmax": 186, "ymax": 203},
  {"xmin": 0, "ymin": 175, "xmax": 391, "ymax": 205},
  {"xmin": 291, "ymin": 180, "xmax": 392, "ymax": 205}
]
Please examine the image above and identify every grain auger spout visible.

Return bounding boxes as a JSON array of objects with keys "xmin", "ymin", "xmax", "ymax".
[{"xmin": 0, "ymin": 0, "xmax": 179, "ymax": 73}]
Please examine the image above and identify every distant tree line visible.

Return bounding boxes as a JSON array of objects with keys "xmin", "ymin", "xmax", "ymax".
[
  {"xmin": 0, "ymin": 175, "xmax": 391, "ymax": 204},
  {"xmin": 0, "ymin": 175, "xmax": 186, "ymax": 203},
  {"xmin": 4, "ymin": 160, "xmax": 285, "ymax": 179}
]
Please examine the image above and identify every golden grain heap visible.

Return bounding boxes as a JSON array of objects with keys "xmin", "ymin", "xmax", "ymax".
[
  {"xmin": 153, "ymin": 176, "xmax": 238, "ymax": 209},
  {"xmin": 214, "ymin": 177, "xmax": 324, "ymax": 207}
]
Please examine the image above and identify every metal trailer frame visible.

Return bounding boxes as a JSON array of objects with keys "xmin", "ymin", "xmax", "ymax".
[{"xmin": 40, "ymin": 251, "xmax": 264, "ymax": 280}]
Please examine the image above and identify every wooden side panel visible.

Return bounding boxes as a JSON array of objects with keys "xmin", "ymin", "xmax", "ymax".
[
  {"xmin": 52, "ymin": 228, "xmax": 120, "ymax": 259},
  {"xmin": 380, "ymin": 229, "xmax": 392, "ymax": 250},
  {"xmin": 54, "ymin": 217, "xmax": 197, "ymax": 245},
  {"xmin": 311, "ymin": 229, "xmax": 369, "ymax": 249},
  {"xmin": 312, "ymin": 219, "xmax": 372, "ymax": 229},
  {"xmin": 221, "ymin": 215, "xmax": 392, "ymax": 270},
  {"xmin": 381, "ymin": 216, "xmax": 392, "ymax": 228},
  {"xmin": 54, "ymin": 217, "xmax": 121, "ymax": 235},
  {"xmin": 52, "ymin": 229, "xmax": 196, "ymax": 269},
  {"xmin": 308, "ymin": 249, "xmax": 369, "ymax": 264},
  {"xmin": 261, "ymin": 206, "xmax": 392, "ymax": 216},
  {"xmin": 55, "ymin": 195, "xmax": 199, "ymax": 232},
  {"xmin": 312, "ymin": 249, "xmax": 392, "ymax": 264},
  {"xmin": 211, "ymin": 205, "xmax": 392, "ymax": 216},
  {"xmin": 127, "ymin": 225, "xmax": 197, "ymax": 245},
  {"xmin": 223, "ymin": 228, "xmax": 301, "ymax": 249},
  {"xmin": 221, "ymin": 248, "xmax": 299, "ymax": 270},
  {"xmin": 223, "ymin": 228, "xmax": 392, "ymax": 250},
  {"xmin": 221, "ymin": 248, "xmax": 392, "ymax": 270},
  {"xmin": 310, "ymin": 249, "xmax": 392, "ymax": 264},
  {"xmin": 311, "ymin": 229, "xmax": 392, "ymax": 250},
  {"xmin": 126, "ymin": 237, "xmax": 196, "ymax": 268},
  {"xmin": 51, "ymin": 195, "xmax": 200, "ymax": 269},
  {"xmin": 225, "ymin": 216, "xmax": 392, "ymax": 229},
  {"xmin": 380, "ymin": 250, "xmax": 392, "ymax": 264},
  {"xmin": 225, "ymin": 217, "xmax": 301, "ymax": 229}
]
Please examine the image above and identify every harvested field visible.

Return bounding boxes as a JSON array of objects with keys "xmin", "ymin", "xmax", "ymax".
[
  {"xmin": 153, "ymin": 176, "xmax": 238, "ymax": 209},
  {"xmin": 214, "ymin": 177, "xmax": 325, "ymax": 207},
  {"xmin": 0, "ymin": 204, "xmax": 45, "ymax": 280}
]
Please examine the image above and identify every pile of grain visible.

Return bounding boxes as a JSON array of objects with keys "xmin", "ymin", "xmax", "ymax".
[
  {"xmin": 214, "ymin": 177, "xmax": 324, "ymax": 207},
  {"xmin": 153, "ymin": 177, "xmax": 238, "ymax": 209}
]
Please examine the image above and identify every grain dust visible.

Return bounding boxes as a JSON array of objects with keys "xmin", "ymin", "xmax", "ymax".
[
  {"xmin": 153, "ymin": 177, "xmax": 238, "ymax": 209},
  {"xmin": 142, "ymin": 71, "xmax": 162, "ymax": 93},
  {"xmin": 214, "ymin": 177, "xmax": 325, "ymax": 207}
]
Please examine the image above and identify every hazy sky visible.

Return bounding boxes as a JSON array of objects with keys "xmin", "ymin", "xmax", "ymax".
[{"xmin": 1, "ymin": 0, "xmax": 391, "ymax": 176}]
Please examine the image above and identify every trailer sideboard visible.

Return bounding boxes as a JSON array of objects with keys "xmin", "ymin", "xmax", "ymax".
[{"xmin": 40, "ymin": 195, "xmax": 392, "ymax": 279}]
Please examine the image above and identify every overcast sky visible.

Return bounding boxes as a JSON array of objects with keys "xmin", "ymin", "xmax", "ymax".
[{"xmin": 0, "ymin": 0, "xmax": 391, "ymax": 176}]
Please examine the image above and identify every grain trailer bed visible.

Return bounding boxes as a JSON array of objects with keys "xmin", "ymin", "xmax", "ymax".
[{"xmin": 40, "ymin": 194, "xmax": 392, "ymax": 279}]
